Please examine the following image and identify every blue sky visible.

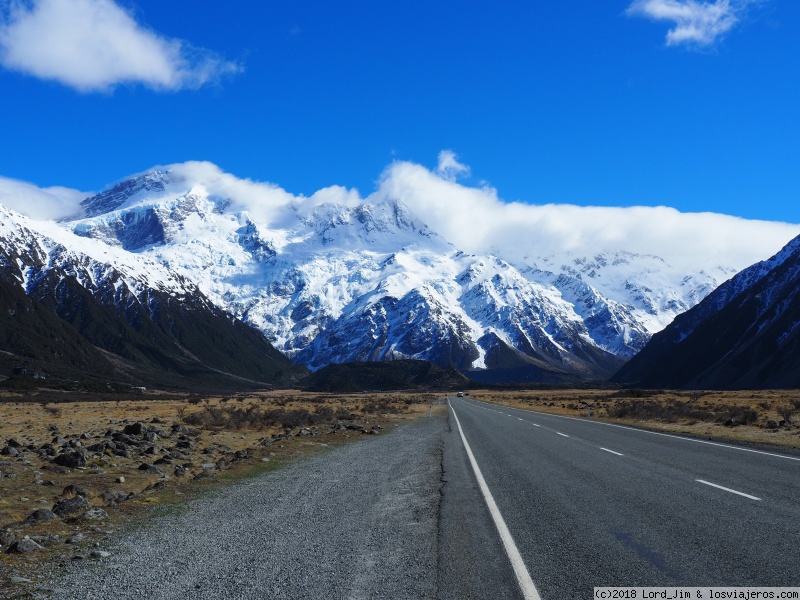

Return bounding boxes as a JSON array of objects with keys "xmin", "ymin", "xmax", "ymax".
[{"xmin": 1, "ymin": 0, "xmax": 798, "ymax": 224}]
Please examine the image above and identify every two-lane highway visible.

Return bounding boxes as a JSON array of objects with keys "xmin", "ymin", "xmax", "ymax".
[{"xmin": 441, "ymin": 396, "xmax": 800, "ymax": 599}]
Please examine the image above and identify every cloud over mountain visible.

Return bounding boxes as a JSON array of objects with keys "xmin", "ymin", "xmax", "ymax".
[
  {"xmin": 3, "ymin": 155, "xmax": 798, "ymax": 273},
  {"xmin": 0, "ymin": 175, "xmax": 87, "ymax": 220}
]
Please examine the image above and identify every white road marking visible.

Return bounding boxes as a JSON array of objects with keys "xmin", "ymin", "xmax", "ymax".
[
  {"xmin": 695, "ymin": 479, "xmax": 761, "ymax": 501},
  {"xmin": 465, "ymin": 398, "xmax": 800, "ymax": 463},
  {"xmin": 450, "ymin": 406, "xmax": 542, "ymax": 600},
  {"xmin": 600, "ymin": 448, "xmax": 624, "ymax": 456},
  {"xmin": 532, "ymin": 424, "xmax": 541, "ymax": 428},
  {"xmin": 518, "ymin": 418, "xmax": 524, "ymax": 421},
  {"xmin": 556, "ymin": 433, "xmax": 569, "ymax": 438}
]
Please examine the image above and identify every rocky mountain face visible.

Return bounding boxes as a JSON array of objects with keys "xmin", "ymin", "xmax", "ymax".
[
  {"xmin": 2, "ymin": 165, "xmax": 733, "ymax": 383},
  {"xmin": 612, "ymin": 234, "xmax": 800, "ymax": 389},
  {"xmin": 0, "ymin": 204, "xmax": 304, "ymax": 389}
]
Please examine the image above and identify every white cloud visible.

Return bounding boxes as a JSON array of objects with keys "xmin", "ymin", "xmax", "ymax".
[
  {"xmin": 0, "ymin": 0, "xmax": 241, "ymax": 92},
  {"xmin": 163, "ymin": 161, "xmax": 361, "ymax": 229},
  {"xmin": 157, "ymin": 158, "xmax": 800, "ymax": 274},
  {"xmin": 368, "ymin": 158, "xmax": 800, "ymax": 273},
  {"xmin": 435, "ymin": 150, "xmax": 470, "ymax": 182},
  {"xmin": 626, "ymin": 0, "xmax": 761, "ymax": 47},
  {"xmin": 3, "ymin": 156, "xmax": 797, "ymax": 276},
  {"xmin": 0, "ymin": 175, "xmax": 87, "ymax": 220}
]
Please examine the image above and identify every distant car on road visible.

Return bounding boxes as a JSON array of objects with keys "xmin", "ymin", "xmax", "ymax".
[{"xmin": 456, "ymin": 392, "xmax": 464, "ymax": 397}]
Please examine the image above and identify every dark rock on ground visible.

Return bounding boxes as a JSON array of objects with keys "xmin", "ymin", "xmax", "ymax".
[
  {"xmin": 137, "ymin": 463, "xmax": 163, "ymax": 475},
  {"xmin": 0, "ymin": 528, "xmax": 16, "ymax": 547},
  {"xmin": 6, "ymin": 537, "xmax": 44, "ymax": 554},
  {"xmin": 25, "ymin": 509, "xmax": 58, "ymax": 524},
  {"xmin": 123, "ymin": 422, "xmax": 148, "ymax": 436},
  {"xmin": 62, "ymin": 484, "xmax": 89, "ymax": 498},
  {"xmin": 52, "ymin": 451, "xmax": 87, "ymax": 469},
  {"xmin": 52, "ymin": 496, "xmax": 91, "ymax": 519}
]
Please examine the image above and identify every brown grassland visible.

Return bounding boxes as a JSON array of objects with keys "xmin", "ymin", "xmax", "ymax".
[{"xmin": 0, "ymin": 389, "xmax": 441, "ymax": 596}]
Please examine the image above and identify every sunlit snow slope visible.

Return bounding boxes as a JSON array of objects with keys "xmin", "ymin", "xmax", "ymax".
[{"xmin": 51, "ymin": 164, "xmax": 740, "ymax": 380}]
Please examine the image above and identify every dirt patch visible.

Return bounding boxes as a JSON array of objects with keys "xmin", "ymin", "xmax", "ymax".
[
  {"xmin": 0, "ymin": 389, "xmax": 441, "ymax": 597},
  {"xmin": 470, "ymin": 389, "xmax": 800, "ymax": 449}
]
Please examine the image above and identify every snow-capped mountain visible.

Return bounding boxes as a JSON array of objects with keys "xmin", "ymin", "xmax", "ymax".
[
  {"xmin": 612, "ymin": 234, "xmax": 800, "ymax": 389},
  {"xmin": 0, "ymin": 202, "xmax": 300, "ymax": 387},
  {"xmin": 8, "ymin": 164, "xmax": 733, "ymax": 382}
]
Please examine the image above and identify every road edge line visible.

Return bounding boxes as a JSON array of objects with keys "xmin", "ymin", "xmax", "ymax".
[
  {"xmin": 450, "ymin": 404, "xmax": 542, "ymax": 600},
  {"xmin": 465, "ymin": 398, "xmax": 800, "ymax": 463}
]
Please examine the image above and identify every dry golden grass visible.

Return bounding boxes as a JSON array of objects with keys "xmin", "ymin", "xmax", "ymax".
[
  {"xmin": 470, "ymin": 389, "xmax": 800, "ymax": 449},
  {"xmin": 0, "ymin": 389, "xmax": 438, "ymax": 593}
]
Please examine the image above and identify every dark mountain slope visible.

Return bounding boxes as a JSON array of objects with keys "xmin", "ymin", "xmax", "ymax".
[
  {"xmin": 0, "ymin": 275, "xmax": 118, "ymax": 381},
  {"xmin": 612, "ymin": 235, "xmax": 800, "ymax": 389},
  {"xmin": 0, "ymin": 218, "xmax": 306, "ymax": 389}
]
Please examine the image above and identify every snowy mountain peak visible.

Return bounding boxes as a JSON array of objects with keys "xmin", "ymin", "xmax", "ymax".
[
  {"xmin": 300, "ymin": 198, "xmax": 442, "ymax": 252},
  {"xmin": 80, "ymin": 171, "xmax": 173, "ymax": 218}
]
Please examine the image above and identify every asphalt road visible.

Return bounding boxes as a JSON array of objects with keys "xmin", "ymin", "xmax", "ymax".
[
  {"xmin": 444, "ymin": 396, "xmax": 800, "ymax": 599},
  {"xmin": 37, "ymin": 398, "xmax": 800, "ymax": 599}
]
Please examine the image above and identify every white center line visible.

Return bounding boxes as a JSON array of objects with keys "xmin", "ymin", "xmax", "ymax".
[
  {"xmin": 695, "ymin": 479, "xmax": 762, "ymax": 501},
  {"xmin": 600, "ymin": 448, "xmax": 624, "ymax": 456},
  {"xmin": 556, "ymin": 432, "xmax": 570, "ymax": 438},
  {"xmin": 450, "ymin": 407, "xmax": 542, "ymax": 600},
  {"xmin": 518, "ymin": 418, "xmax": 524, "ymax": 421},
  {"xmin": 468, "ymin": 398, "xmax": 800, "ymax": 463},
  {"xmin": 532, "ymin": 424, "xmax": 541, "ymax": 427}
]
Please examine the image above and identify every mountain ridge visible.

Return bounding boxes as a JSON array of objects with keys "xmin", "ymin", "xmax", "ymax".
[
  {"xmin": 612, "ymin": 234, "xmax": 800, "ymax": 389},
  {"xmin": 1, "ymin": 164, "xmax": 780, "ymax": 383}
]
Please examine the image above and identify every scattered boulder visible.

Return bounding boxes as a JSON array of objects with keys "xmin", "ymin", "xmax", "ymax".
[
  {"xmin": 6, "ymin": 537, "xmax": 44, "ymax": 554},
  {"xmin": 100, "ymin": 490, "xmax": 136, "ymax": 505},
  {"xmin": 123, "ymin": 422, "xmax": 147, "ymax": 436},
  {"xmin": 62, "ymin": 484, "xmax": 89, "ymax": 498},
  {"xmin": 0, "ymin": 529, "xmax": 16, "ymax": 548},
  {"xmin": 52, "ymin": 451, "xmax": 87, "ymax": 469},
  {"xmin": 137, "ymin": 463, "xmax": 163, "ymax": 475},
  {"xmin": 24, "ymin": 509, "xmax": 57, "ymax": 524},
  {"xmin": 0, "ymin": 446, "xmax": 19, "ymax": 457},
  {"xmin": 142, "ymin": 481, "xmax": 165, "ymax": 493},
  {"xmin": 29, "ymin": 534, "xmax": 61, "ymax": 547},
  {"xmin": 193, "ymin": 469, "xmax": 214, "ymax": 481},
  {"xmin": 52, "ymin": 495, "xmax": 91, "ymax": 519},
  {"xmin": 81, "ymin": 508, "xmax": 108, "ymax": 520}
]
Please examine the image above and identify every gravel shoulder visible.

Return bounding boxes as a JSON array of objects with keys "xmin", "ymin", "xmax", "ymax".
[{"xmin": 37, "ymin": 417, "xmax": 447, "ymax": 600}]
